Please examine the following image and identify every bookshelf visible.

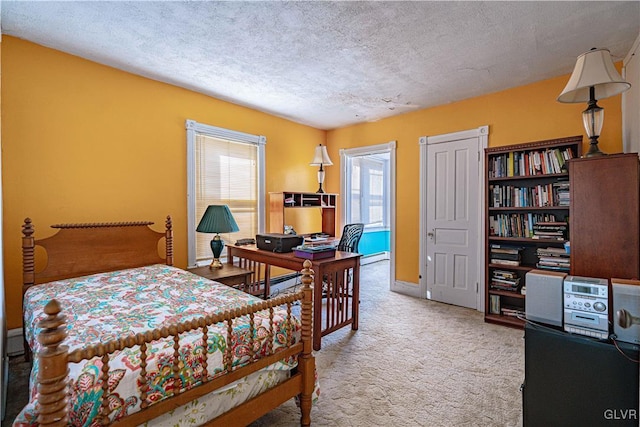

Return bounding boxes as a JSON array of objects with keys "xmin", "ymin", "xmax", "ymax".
[{"xmin": 484, "ymin": 136, "xmax": 582, "ymax": 328}]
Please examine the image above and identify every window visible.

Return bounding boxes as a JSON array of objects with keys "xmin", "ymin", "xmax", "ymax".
[
  {"xmin": 347, "ymin": 154, "xmax": 390, "ymax": 229},
  {"xmin": 186, "ymin": 120, "xmax": 265, "ymax": 266}
]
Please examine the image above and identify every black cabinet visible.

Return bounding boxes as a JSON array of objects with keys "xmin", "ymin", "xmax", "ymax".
[{"xmin": 523, "ymin": 323, "xmax": 639, "ymax": 426}]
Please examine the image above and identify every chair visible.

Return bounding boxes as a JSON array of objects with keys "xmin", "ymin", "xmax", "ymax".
[
  {"xmin": 322, "ymin": 224, "xmax": 364, "ymax": 302},
  {"xmin": 337, "ymin": 223, "xmax": 364, "ymax": 253}
]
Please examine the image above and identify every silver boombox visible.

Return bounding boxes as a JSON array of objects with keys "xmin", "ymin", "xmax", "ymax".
[{"xmin": 563, "ymin": 276, "xmax": 609, "ymax": 339}]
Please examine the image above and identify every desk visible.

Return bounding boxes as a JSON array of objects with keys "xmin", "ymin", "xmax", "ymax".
[{"xmin": 226, "ymin": 244, "xmax": 361, "ymax": 350}]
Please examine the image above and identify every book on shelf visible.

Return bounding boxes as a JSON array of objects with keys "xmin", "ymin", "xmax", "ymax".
[
  {"xmin": 492, "ymin": 269, "xmax": 519, "ymax": 279},
  {"xmin": 490, "ymin": 295, "xmax": 501, "ymax": 314},
  {"xmin": 490, "ymin": 258, "xmax": 521, "ymax": 266},
  {"xmin": 537, "ymin": 246, "xmax": 569, "ymax": 256},
  {"xmin": 490, "ymin": 182, "xmax": 570, "ymax": 208},
  {"xmin": 488, "ymin": 147, "xmax": 575, "ymax": 178},
  {"xmin": 490, "ymin": 265, "xmax": 522, "ymax": 291},
  {"xmin": 490, "ymin": 252, "xmax": 521, "ymax": 261},
  {"xmin": 535, "ymin": 246, "xmax": 570, "ymax": 271},
  {"xmin": 535, "ymin": 264, "xmax": 570, "ymax": 272},
  {"xmin": 491, "ymin": 281, "xmax": 522, "ymax": 292},
  {"xmin": 490, "ymin": 244, "xmax": 524, "ymax": 253},
  {"xmin": 490, "ymin": 244, "xmax": 523, "ymax": 266},
  {"xmin": 501, "ymin": 307, "xmax": 526, "ymax": 318},
  {"xmin": 531, "ymin": 221, "xmax": 567, "ymax": 240},
  {"xmin": 489, "ymin": 213, "xmax": 559, "ymax": 238}
]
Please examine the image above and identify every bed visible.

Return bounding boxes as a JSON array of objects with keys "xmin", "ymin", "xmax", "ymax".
[{"xmin": 14, "ymin": 216, "xmax": 316, "ymax": 426}]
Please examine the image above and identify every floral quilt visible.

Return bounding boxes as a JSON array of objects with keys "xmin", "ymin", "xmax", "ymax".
[{"xmin": 14, "ymin": 264, "xmax": 303, "ymax": 427}]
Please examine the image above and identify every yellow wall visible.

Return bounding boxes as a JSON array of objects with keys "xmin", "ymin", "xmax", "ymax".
[
  {"xmin": 326, "ymin": 71, "xmax": 624, "ymax": 285},
  {"xmin": 1, "ymin": 37, "xmax": 325, "ymax": 329},
  {"xmin": 1, "ymin": 36, "xmax": 626, "ymax": 329}
]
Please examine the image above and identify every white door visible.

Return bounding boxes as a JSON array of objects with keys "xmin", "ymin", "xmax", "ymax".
[{"xmin": 426, "ymin": 136, "xmax": 480, "ymax": 308}]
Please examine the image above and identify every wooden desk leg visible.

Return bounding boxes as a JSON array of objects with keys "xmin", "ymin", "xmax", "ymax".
[
  {"xmin": 352, "ymin": 258, "xmax": 360, "ymax": 331},
  {"xmin": 313, "ymin": 264, "xmax": 323, "ymax": 351},
  {"xmin": 264, "ymin": 264, "xmax": 271, "ymax": 299}
]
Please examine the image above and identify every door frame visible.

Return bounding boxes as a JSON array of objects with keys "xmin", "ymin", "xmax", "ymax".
[
  {"xmin": 419, "ymin": 126, "xmax": 488, "ymax": 311},
  {"xmin": 340, "ymin": 141, "xmax": 396, "ymax": 288}
]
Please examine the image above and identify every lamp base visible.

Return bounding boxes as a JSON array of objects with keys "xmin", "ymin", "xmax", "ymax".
[
  {"xmin": 209, "ymin": 235, "xmax": 225, "ymax": 269},
  {"xmin": 583, "ymin": 139, "xmax": 606, "ymax": 158},
  {"xmin": 209, "ymin": 258, "xmax": 224, "ymax": 269}
]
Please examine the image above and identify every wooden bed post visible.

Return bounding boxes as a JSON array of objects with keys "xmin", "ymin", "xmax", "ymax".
[
  {"xmin": 299, "ymin": 260, "xmax": 315, "ymax": 427},
  {"xmin": 22, "ymin": 218, "xmax": 35, "ymax": 292},
  {"xmin": 22, "ymin": 218, "xmax": 36, "ymax": 361},
  {"xmin": 36, "ymin": 299, "xmax": 70, "ymax": 426},
  {"xmin": 165, "ymin": 215, "xmax": 174, "ymax": 266}
]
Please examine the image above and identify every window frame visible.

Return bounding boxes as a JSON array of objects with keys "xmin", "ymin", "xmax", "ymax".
[
  {"xmin": 186, "ymin": 119, "xmax": 266, "ymax": 267},
  {"xmin": 348, "ymin": 155, "xmax": 389, "ymax": 229}
]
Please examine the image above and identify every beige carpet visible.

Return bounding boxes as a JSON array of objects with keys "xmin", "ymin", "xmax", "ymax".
[
  {"xmin": 251, "ymin": 260, "xmax": 524, "ymax": 427},
  {"xmin": 4, "ymin": 260, "xmax": 524, "ymax": 426}
]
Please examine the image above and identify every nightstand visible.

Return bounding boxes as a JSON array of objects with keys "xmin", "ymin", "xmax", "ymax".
[{"xmin": 187, "ymin": 265, "xmax": 253, "ymax": 289}]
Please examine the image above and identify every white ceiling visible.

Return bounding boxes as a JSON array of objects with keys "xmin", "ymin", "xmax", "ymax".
[{"xmin": 2, "ymin": 1, "xmax": 639, "ymax": 130}]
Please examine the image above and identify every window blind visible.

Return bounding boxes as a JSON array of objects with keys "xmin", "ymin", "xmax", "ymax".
[{"xmin": 195, "ymin": 135, "xmax": 258, "ymax": 262}]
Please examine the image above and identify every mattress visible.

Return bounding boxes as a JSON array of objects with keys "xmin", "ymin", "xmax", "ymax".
[{"xmin": 14, "ymin": 264, "xmax": 303, "ymax": 426}]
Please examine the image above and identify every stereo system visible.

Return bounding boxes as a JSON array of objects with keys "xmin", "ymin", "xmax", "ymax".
[
  {"xmin": 563, "ymin": 276, "xmax": 609, "ymax": 339},
  {"xmin": 524, "ymin": 272, "xmax": 640, "ymax": 344}
]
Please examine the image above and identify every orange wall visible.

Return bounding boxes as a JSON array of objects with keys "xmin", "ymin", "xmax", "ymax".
[
  {"xmin": 1, "ymin": 37, "xmax": 325, "ymax": 329},
  {"xmin": 326, "ymin": 71, "xmax": 624, "ymax": 285},
  {"xmin": 1, "ymin": 36, "xmax": 626, "ymax": 328}
]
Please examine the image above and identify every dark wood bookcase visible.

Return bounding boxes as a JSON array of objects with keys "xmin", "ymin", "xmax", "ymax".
[
  {"xmin": 484, "ymin": 136, "xmax": 582, "ymax": 328},
  {"xmin": 569, "ymin": 153, "xmax": 640, "ymax": 280}
]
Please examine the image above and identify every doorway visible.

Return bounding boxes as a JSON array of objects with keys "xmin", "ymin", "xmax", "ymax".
[
  {"xmin": 340, "ymin": 142, "xmax": 396, "ymax": 289},
  {"xmin": 419, "ymin": 126, "xmax": 488, "ymax": 310}
]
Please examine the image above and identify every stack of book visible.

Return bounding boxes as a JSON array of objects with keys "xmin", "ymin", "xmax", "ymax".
[
  {"xmin": 553, "ymin": 180, "xmax": 570, "ymax": 206},
  {"xmin": 536, "ymin": 246, "xmax": 570, "ymax": 271},
  {"xmin": 490, "ymin": 244, "xmax": 524, "ymax": 266},
  {"xmin": 532, "ymin": 221, "xmax": 567, "ymax": 240},
  {"xmin": 501, "ymin": 307, "xmax": 526, "ymax": 318},
  {"xmin": 490, "ymin": 269, "xmax": 522, "ymax": 292},
  {"xmin": 294, "ymin": 235, "xmax": 337, "ymax": 260}
]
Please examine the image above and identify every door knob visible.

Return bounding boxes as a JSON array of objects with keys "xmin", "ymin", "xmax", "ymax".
[{"xmin": 427, "ymin": 230, "xmax": 435, "ymax": 239}]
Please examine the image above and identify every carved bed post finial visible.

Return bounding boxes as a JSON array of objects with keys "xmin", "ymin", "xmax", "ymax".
[
  {"xmin": 37, "ymin": 299, "xmax": 70, "ymax": 426},
  {"xmin": 298, "ymin": 259, "xmax": 314, "ymax": 427},
  {"xmin": 22, "ymin": 218, "xmax": 36, "ymax": 292},
  {"xmin": 165, "ymin": 215, "xmax": 174, "ymax": 266}
]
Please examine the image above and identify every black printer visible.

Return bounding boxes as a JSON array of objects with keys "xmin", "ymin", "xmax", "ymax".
[{"xmin": 255, "ymin": 233, "xmax": 303, "ymax": 253}]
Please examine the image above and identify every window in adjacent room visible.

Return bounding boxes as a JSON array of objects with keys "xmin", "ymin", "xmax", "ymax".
[
  {"xmin": 347, "ymin": 154, "xmax": 390, "ymax": 229},
  {"xmin": 186, "ymin": 120, "xmax": 266, "ymax": 267}
]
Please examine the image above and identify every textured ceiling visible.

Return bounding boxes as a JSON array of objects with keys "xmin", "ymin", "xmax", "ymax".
[{"xmin": 2, "ymin": 1, "xmax": 639, "ymax": 130}]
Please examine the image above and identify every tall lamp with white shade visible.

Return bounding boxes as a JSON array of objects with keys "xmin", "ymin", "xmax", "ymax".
[
  {"xmin": 557, "ymin": 48, "xmax": 631, "ymax": 157},
  {"xmin": 310, "ymin": 144, "xmax": 333, "ymax": 193}
]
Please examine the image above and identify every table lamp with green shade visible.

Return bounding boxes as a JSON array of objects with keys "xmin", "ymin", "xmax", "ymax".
[{"xmin": 196, "ymin": 205, "xmax": 239, "ymax": 268}]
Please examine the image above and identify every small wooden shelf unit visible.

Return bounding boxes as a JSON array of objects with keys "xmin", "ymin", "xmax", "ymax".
[
  {"xmin": 269, "ymin": 191, "xmax": 338, "ymax": 236},
  {"xmin": 484, "ymin": 136, "xmax": 582, "ymax": 328}
]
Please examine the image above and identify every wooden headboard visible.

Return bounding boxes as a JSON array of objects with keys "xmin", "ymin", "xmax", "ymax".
[{"xmin": 22, "ymin": 216, "xmax": 173, "ymax": 293}]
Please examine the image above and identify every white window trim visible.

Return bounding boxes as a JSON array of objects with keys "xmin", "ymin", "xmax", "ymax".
[{"xmin": 186, "ymin": 119, "xmax": 266, "ymax": 267}]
